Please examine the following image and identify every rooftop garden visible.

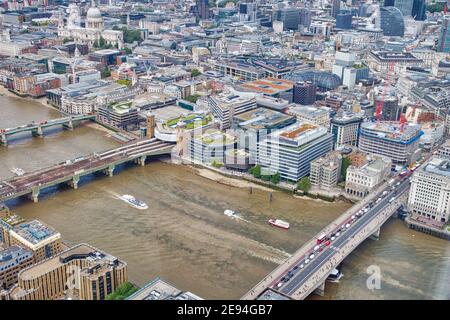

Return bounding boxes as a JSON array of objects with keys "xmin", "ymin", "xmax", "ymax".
[
  {"xmin": 105, "ymin": 282, "xmax": 139, "ymax": 300},
  {"xmin": 166, "ymin": 114, "xmax": 213, "ymax": 130}
]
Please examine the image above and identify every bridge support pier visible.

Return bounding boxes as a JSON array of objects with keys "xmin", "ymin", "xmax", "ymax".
[
  {"xmin": 0, "ymin": 134, "xmax": 7, "ymax": 146},
  {"xmin": 136, "ymin": 155, "xmax": 147, "ymax": 167},
  {"xmin": 103, "ymin": 164, "xmax": 115, "ymax": 177},
  {"xmin": 313, "ymin": 281, "xmax": 326, "ymax": 297},
  {"xmin": 62, "ymin": 120, "xmax": 73, "ymax": 131},
  {"xmin": 31, "ymin": 126, "xmax": 43, "ymax": 137},
  {"xmin": 67, "ymin": 175, "xmax": 80, "ymax": 189},
  {"xmin": 370, "ymin": 228, "xmax": 381, "ymax": 241},
  {"xmin": 29, "ymin": 187, "xmax": 40, "ymax": 203}
]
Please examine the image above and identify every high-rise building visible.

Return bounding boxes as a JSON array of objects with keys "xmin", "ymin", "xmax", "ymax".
[
  {"xmin": 411, "ymin": 0, "xmax": 426, "ymax": 20},
  {"xmin": 299, "ymin": 8, "xmax": 312, "ymax": 30},
  {"xmin": 378, "ymin": 6, "xmax": 405, "ymax": 37},
  {"xmin": 258, "ymin": 122, "xmax": 334, "ymax": 181},
  {"xmin": 293, "ymin": 81, "xmax": 317, "ymax": 105},
  {"xmin": 394, "ymin": 0, "xmax": 414, "ymax": 17},
  {"xmin": 384, "ymin": 0, "xmax": 396, "ymax": 7},
  {"xmin": 336, "ymin": 11, "xmax": 352, "ymax": 29},
  {"xmin": 331, "ymin": 0, "xmax": 341, "ymax": 18},
  {"xmin": 273, "ymin": 7, "xmax": 300, "ymax": 31},
  {"xmin": 408, "ymin": 157, "xmax": 450, "ymax": 223},
  {"xmin": 239, "ymin": 2, "xmax": 256, "ymax": 21},
  {"xmin": 10, "ymin": 243, "xmax": 128, "ymax": 300},
  {"xmin": 375, "ymin": 94, "xmax": 401, "ymax": 121},
  {"xmin": 331, "ymin": 112, "xmax": 363, "ymax": 149},
  {"xmin": 358, "ymin": 122, "xmax": 422, "ymax": 165},
  {"xmin": 196, "ymin": 0, "xmax": 210, "ymax": 20},
  {"xmin": 332, "ymin": 51, "xmax": 357, "ymax": 89},
  {"xmin": 438, "ymin": 16, "xmax": 450, "ymax": 53}
]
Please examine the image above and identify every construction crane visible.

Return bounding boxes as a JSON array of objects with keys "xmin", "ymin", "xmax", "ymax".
[{"xmin": 375, "ymin": 62, "xmax": 395, "ymax": 126}]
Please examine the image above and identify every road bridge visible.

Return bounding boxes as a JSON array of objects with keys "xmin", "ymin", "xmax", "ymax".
[{"xmin": 242, "ymin": 176, "xmax": 411, "ymax": 300}]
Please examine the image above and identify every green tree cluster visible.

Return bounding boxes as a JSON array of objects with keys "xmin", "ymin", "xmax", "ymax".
[
  {"xmin": 341, "ymin": 157, "xmax": 352, "ymax": 181},
  {"xmin": 185, "ymin": 94, "xmax": 201, "ymax": 103},
  {"xmin": 191, "ymin": 68, "xmax": 202, "ymax": 77},
  {"xmin": 297, "ymin": 177, "xmax": 311, "ymax": 193},
  {"xmin": 427, "ymin": 2, "xmax": 444, "ymax": 13},
  {"xmin": 211, "ymin": 160, "xmax": 223, "ymax": 168},
  {"xmin": 248, "ymin": 165, "xmax": 281, "ymax": 184},
  {"xmin": 105, "ymin": 282, "xmax": 138, "ymax": 300},
  {"xmin": 113, "ymin": 26, "xmax": 142, "ymax": 43},
  {"xmin": 101, "ymin": 67, "xmax": 111, "ymax": 78}
]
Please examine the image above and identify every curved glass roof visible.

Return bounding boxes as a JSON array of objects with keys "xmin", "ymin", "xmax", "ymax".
[{"xmin": 284, "ymin": 71, "xmax": 342, "ymax": 90}]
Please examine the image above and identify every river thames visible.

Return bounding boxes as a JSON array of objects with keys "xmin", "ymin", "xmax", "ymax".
[{"xmin": 1, "ymin": 95, "xmax": 449, "ymax": 299}]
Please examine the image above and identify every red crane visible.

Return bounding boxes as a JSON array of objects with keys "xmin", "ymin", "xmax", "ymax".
[{"xmin": 375, "ymin": 62, "xmax": 395, "ymax": 126}]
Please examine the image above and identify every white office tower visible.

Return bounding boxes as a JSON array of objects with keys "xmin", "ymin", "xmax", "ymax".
[{"xmin": 408, "ymin": 157, "xmax": 450, "ymax": 223}]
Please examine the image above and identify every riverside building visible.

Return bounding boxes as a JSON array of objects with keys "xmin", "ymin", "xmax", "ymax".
[
  {"xmin": 358, "ymin": 122, "xmax": 422, "ymax": 166},
  {"xmin": 408, "ymin": 157, "xmax": 450, "ymax": 223},
  {"xmin": 10, "ymin": 243, "xmax": 127, "ymax": 300},
  {"xmin": 257, "ymin": 123, "xmax": 333, "ymax": 181}
]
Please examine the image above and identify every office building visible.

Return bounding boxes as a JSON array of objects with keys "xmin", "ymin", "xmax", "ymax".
[
  {"xmin": 336, "ymin": 11, "xmax": 352, "ymax": 29},
  {"xmin": 189, "ymin": 129, "xmax": 236, "ymax": 165},
  {"xmin": 408, "ymin": 157, "xmax": 450, "ymax": 223},
  {"xmin": 97, "ymin": 101, "xmax": 139, "ymax": 129},
  {"xmin": 375, "ymin": 94, "xmax": 401, "ymax": 121},
  {"xmin": 411, "ymin": 0, "xmax": 426, "ymax": 21},
  {"xmin": 241, "ymin": 78, "xmax": 294, "ymax": 98},
  {"xmin": 196, "ymin": 0, "xmax": 210, "ymax": 20},
  {"xmin": 258, "ymin": 123, "xmax": 333, "ymax": 181},
  {"xmin": 293, "ymin": 82, "xmax": 317, "ymax": 105},
  {"xmin": 345, "ymin": 154, "xmax": 392, "ymax": 198},
  {"xmin": 437, "ymin": 140, "xmax": 450, "ymax": 159},
  {"xmin": 233, "ymin": 107, "xmax": 296, "ymax": 161},
  {"xmin": 0, "ymin": 214, "xmax": 25, "ymax": 246},
  {"xmin": 331, "ymin": 0, "xmax": 341, "ymax": 18},
  {"xmin": 394, "ymin": 0, "xmax": 414, "ymax": 17},
  {"xmin": 273, "ymin": 7, "xmax": 300, "ymax": 31},
  {"xmin": 299, "ymin": 8, "xmax": 312, "ymax": 30},
  {"xmin": 332, "ymin": 51, "xmax": 357, "ymax": 89},
  {"xmin": 331, "ymin": 112, "xmax": 363, "ymax": 149},
  {"xmin": 208, "ymin": 89, "xmax": 257, "ymax": 129},
  {"xmin": 9, "ymin": 220, "xmax": 62, "ymax": 263},
  {"xmin": 378, "ymin": 7, "xmax": 405, "ymax": 37},
  {"xmin": 0, "ymin": 246, "xmax": 33, "ymax": 290},
  {"xmin": 10, "ymin": 243, "xmax": 127, "ymax": 300},
  {"xmin": 310, "ymin": 151, "xmax": 342, "ymax": 189},
  {"xmin": 127, "ymin": 277, "xmax": 202, "ymax": 300},
  {"xmin": 366, "ymin": 51, "xmax": 424, "ymax": 74},
  {"xmin": 358, "ymin": 122, "xmax": 423, "ymax": 165},
  {"xmin": 287, "ymin": 105, "xmax": 331, "ymax": 128},
  {"xmin": 438, "ymin": 16, "xmax": 450, "ymax": 53}
]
